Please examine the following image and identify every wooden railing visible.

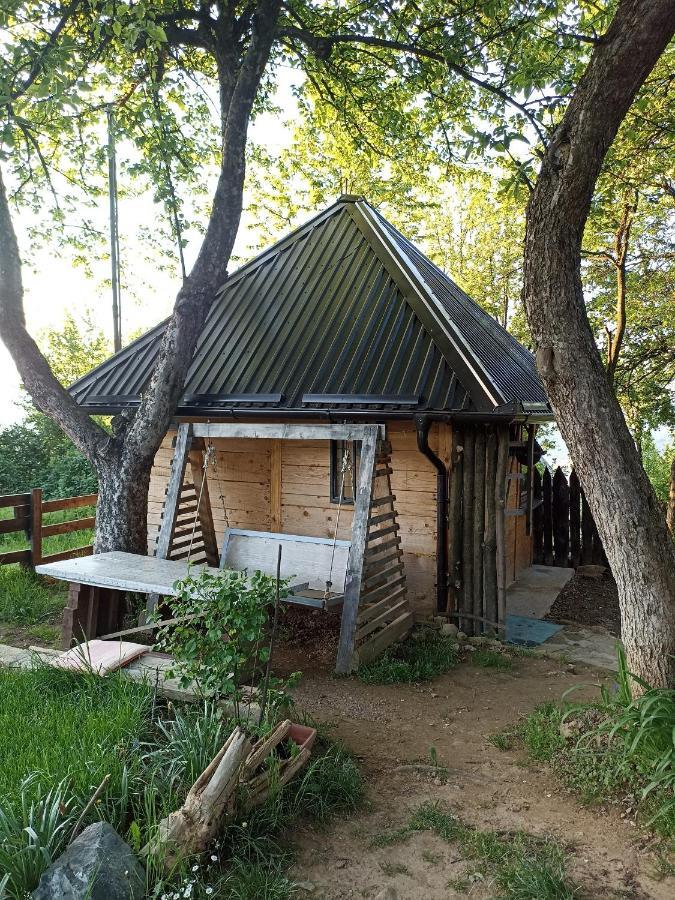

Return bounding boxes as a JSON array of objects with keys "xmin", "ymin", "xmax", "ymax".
[{"xmin": 0, "ymin": 489, "xmax": 97, "ymax": 569}]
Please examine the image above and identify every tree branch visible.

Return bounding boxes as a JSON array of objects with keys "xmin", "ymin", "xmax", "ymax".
[
  {"xmin": 0, "ymin": 165, "xmax": 107, "ymax": 463},
  {"xmin": 280, "ymin": 26, "xmax": 549, "ymax": 147}
]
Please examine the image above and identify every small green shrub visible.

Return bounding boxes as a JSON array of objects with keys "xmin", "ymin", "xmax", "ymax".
[
  {"xmin": 358, "ymin": 630, "xmax": 459, "ymax": 684},
  {"xmin": 150, "ymin": 568, "xmax": 297, "ymax": 720}
]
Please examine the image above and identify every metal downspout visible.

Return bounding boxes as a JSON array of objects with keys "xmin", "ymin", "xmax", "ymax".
[{"xmin": 415, "ymin": 415, "xmax": 449, "ymax": 614}]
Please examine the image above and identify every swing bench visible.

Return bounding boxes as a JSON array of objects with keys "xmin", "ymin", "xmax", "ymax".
[{"xmin": 219, "ymin": 529, "xmax": 349, "ymax": 609}]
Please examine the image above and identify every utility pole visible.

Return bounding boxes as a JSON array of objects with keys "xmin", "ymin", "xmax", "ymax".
[{"xmin": 106, "ymin": 104, "xmax": 122, "ymax": 353}]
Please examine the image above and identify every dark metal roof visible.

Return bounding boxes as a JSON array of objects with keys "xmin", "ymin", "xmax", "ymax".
[{"xmin": 70, "ymin": 198, "xmax": 550, "ymax": 419}]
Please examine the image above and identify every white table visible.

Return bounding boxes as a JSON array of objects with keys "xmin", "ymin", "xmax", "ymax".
[{"xmin": 37, "ymin": 551, "xmax": 218, "ymax": 647}]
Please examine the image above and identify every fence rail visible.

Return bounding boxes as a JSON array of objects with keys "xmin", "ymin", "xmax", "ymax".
[
  {"xmin": 0, "ymin": 489, "xmax": 97, "ymax": 569},
  {"xmin": 532, "ymin": 467, "xmax": 606, "ymax": 569}
]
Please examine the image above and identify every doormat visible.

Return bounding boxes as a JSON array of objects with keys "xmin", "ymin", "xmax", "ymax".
[{"xmin": 505, "ymin": 615, "xmax": 563, "ymax": 647}]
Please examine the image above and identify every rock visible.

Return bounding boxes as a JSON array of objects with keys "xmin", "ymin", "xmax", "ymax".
[
  {"xmin": 577, "ymin": 564, "xmax": 607, "ymax": 580},
  {"xmin": 33, "ymin": 822, "xmax": 145, "ymax": 900},
  {"xmin": 375, "ymin": 889, "xmax": 398, "ymax": 900},
  {"xmin": 456, "ymin": 631, "xmax": 467, "ymax": 641},
  {"xmin": 296, "ymin": 882, "xmax": 316, "ymax": 894},
  {"xmin": 440, "ymin": 623, "xmax": 459, "ymax": 638},
  {"xmin": 432, "ymin": 616, "xmax": 447, "ymax": 627}
]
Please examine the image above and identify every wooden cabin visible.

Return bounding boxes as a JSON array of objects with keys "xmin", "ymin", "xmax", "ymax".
[{"xmin": 70, "ymin": 196, "xmax": 552, "ymax": 666}]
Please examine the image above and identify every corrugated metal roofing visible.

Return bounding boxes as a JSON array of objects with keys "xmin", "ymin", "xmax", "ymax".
[{"xmin": 70, "ymin": 198, "xmax": 549, "ymax": 418}]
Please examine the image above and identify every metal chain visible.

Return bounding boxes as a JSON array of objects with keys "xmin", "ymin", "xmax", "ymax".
[{"xmin": 325, "ymin": 446, "xmax": 352, "ymax": 598}]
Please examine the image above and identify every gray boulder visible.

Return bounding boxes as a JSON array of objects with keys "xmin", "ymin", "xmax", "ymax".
[{"xmin": 33, "ymin": 822, "xmax": 145, "ymax": 900}]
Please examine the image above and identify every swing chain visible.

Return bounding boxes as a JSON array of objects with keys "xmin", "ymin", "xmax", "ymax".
[{"xmin": 325, "ymin": 445, "xmax": 352, "ymax": 599}]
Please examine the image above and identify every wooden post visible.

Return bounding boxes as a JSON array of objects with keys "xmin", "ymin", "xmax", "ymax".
[
  {"xmin": 532, "ymin": 467, "xmax": 544, "ymax": 564},
  {"xmin": 569, "ymin": 469, "xmax": 581, "ymax": 568},
  {"xmin": 472, "ymin": 428, "xmax": 486, "ymax": 631},
  {"xmin": 581, "ymin": 488, "xmax": 593, "ymax": 565},
  {"xmin": 525, "ymin": 425, "xmax": 535, "ymax": 535},
  {"xmin": 542, "ymin": 467, "xmax": 553, "ymax": 566},
  {"xmin": 30, "ymin": 487, "xmax": 43, "ymax": 569},
  {"xmin": 336, "ymin": 426, "xmax": 378, "ymax": 673},
  {"xmin": 495, "ymin": 428, "xmax": 509, "ymax": 634},
  {"xmin": 483, "ymin": 429, "xmax": 497, "ymax": 629},
  {"xmin": 461, "ymin": 427, "xmax": 475, "ymax": 635},
  {"xmin": 552, "ymin": 467, "xmax": 570, "ymax": 567},
  {"xmin": 148, "ymin": 424, "xmax": 192, "ymax": 615},
  {"xmin": 270, "ymin": 439, "xmax": 282, "ymax": 533},
  {"xmin": 447, "ymin": 429, "xmax": 463, "ymax": 622}
]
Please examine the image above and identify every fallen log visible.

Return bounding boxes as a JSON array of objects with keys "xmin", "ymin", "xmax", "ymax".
[{"xmin": 143, "ymin": 719, "xmax": 315, "ymax": 871}]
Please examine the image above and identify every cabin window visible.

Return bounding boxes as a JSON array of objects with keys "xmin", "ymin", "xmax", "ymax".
[{"xmin": 330, "ymin": 440, "xmax": 359, "ymax": 504}]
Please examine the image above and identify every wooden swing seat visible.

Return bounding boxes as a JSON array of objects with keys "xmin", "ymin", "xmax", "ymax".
[{"xmin": 219, "ymin": 529, "xmax": 350, "ymax": 610}]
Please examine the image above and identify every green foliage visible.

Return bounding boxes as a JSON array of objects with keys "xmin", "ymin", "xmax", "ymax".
[
  {"xmin": 0, "ymin": 776, "xmax": 76, "ymax": 900},
  {"xmin": 372, "ymin": 801, "xmax": 578, "ymax": 899},
  {"xmin": 358, "ymin": 630, "xmax": 459, "ymax": 684},
  {"xmin": 0, "ymin": 666, "xmax": 363, "ymax": 898},
  {"xmin": 0, "ymin": 667, "xmax": 153, "ymax": 897},
  {"xmin": 150, "ymin": 568, "xmax": 295, "ymax": 717},
  {"xmin": 520, "ymin": 648, "xmax": 675, "ymax": 837},
  {"xmin": 641, "ymin": 435, "xmax": 674, "ymax": 505}
]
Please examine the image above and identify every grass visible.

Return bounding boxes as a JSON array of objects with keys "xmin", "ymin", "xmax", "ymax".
[
  {"xmin": 358, "ymin": 630, "xmax": 459, "ymax": 684},
  {"xmin": 470, "ymin": 648, "xmax": 513, "ymax": 669},
  {"xmin": 515, "ymin": 648, "xmax": 675, "ymax": 839},
  {"xmin": 0, "ymin": 504, "xmax": 94, "ymax": 633},
  {"xmin": 370, "ymin": 801, "xmax": 579, "ymax": 899},
  {"xmin": 0, "ymin": 566, "xmax": 66, "ymax": 627},
  {"xmin": 0, "ymin": 670, "xmax": 363, "ymax": 900}
]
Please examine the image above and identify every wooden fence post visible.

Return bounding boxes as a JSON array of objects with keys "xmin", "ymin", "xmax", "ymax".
[
  {"xmin": 542, "ymin": 468, "xmax": 553, "ymax": 566},
  {"xmin": 552, "ymin": 468, "xmax": 569, "ymax": 566},
  {"xmin": 30, "ymin": 488, "xmax": 43, "ymax": 569},
  {"xmin": 581, "ymin": 489, "xmax": 593, "ymax": 565},
  {"xmin": 569, "ymin": 469, "xmax": 581, "ymax": 568},
  {"xmin": 472, "ymin": 427, "xmax": 486, "ymax": 631},
  {"xmin": 532, "ymin": 467, "xmax": 543, "ymax": 564}
]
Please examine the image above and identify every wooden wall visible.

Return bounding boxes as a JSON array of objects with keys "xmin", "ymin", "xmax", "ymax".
[
  {"xmin": 147, "ymin": 422, "xmax": 445, "ymax": 618},
  {"xmin": 147, "ymin": 420, "xmax": 530, "ymax": 619}
]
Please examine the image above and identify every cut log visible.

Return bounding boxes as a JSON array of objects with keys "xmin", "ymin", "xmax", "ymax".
[{"xmin": 143, "ymin": 727, "xmax": 251, "ymax": 869}]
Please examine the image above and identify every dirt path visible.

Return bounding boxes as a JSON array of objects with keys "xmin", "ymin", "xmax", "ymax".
[{"xmin": 276, "ymin": 646, "xmax": 671, "ymax": 899}]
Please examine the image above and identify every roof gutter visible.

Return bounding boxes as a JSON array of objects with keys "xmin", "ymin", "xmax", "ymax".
[
  {"xmin": 78, "ymin": 404, "xmax": 553, "ymax": 425},
  {"xmin": 415, "ymin": 414, "xmax": 449, "ymax": 615}
]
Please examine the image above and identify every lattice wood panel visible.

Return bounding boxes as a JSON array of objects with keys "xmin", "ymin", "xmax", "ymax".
[{"xmin": 353, "ymin": 440, "xmax": 413, "ymax": 666}]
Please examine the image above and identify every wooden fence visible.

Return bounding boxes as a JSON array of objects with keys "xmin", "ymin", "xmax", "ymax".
[
  {"xmin": 0, "ymin": 489, "xmax": 97, "ymax": 569},
  {"xmin": 532, "ymin": 467, "xmax": 606, "ymax": 569}
]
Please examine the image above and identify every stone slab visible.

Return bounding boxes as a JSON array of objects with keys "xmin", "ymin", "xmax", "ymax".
[{"xmin": 506, "ymin": 564, "xmax": 574, "ymax": 619}]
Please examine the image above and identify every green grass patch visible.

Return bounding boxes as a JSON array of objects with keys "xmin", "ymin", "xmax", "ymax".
[
  {"xmin": 0, "ymin": 669, "xmax": 363, "ymax": 900},
  {"xmin": 0, "ymin": 566, "xmax": 67, "ymax": 626},
  {"xmin": 518, "ymin": 648, "xmax": 675, "ymax": 838},
  {"xmin": 358, "ymin": 630, "xmax": 459, "ymax": 684},
  {"xmin": 371, "ymin": 801, "xmax": 578, "ymax": 899},
  {"xmin": 470, "ymin": 648, "xmax": 513, "ymax": 669}
]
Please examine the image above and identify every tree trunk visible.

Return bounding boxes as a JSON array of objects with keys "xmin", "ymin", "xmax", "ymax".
[
  {"xmin": 523, "ymin": 0, "xmax": 675, "ymax": 687},
  {"xmin": 668, "ymin": 454, "xmax": 675, "ymax": 536},
  {"xmin": 0, "ymin": 1, "xmax": 283, "ymax": 558}
]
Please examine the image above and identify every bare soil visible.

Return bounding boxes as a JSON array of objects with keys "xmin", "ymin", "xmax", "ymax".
[
  {"xmin": 547, "ymin": 572, "xmax": 621, "ymax": 636},
  {"xmin": 275, "ymin": 632, "xmax": 672, "ymax": 900}
]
